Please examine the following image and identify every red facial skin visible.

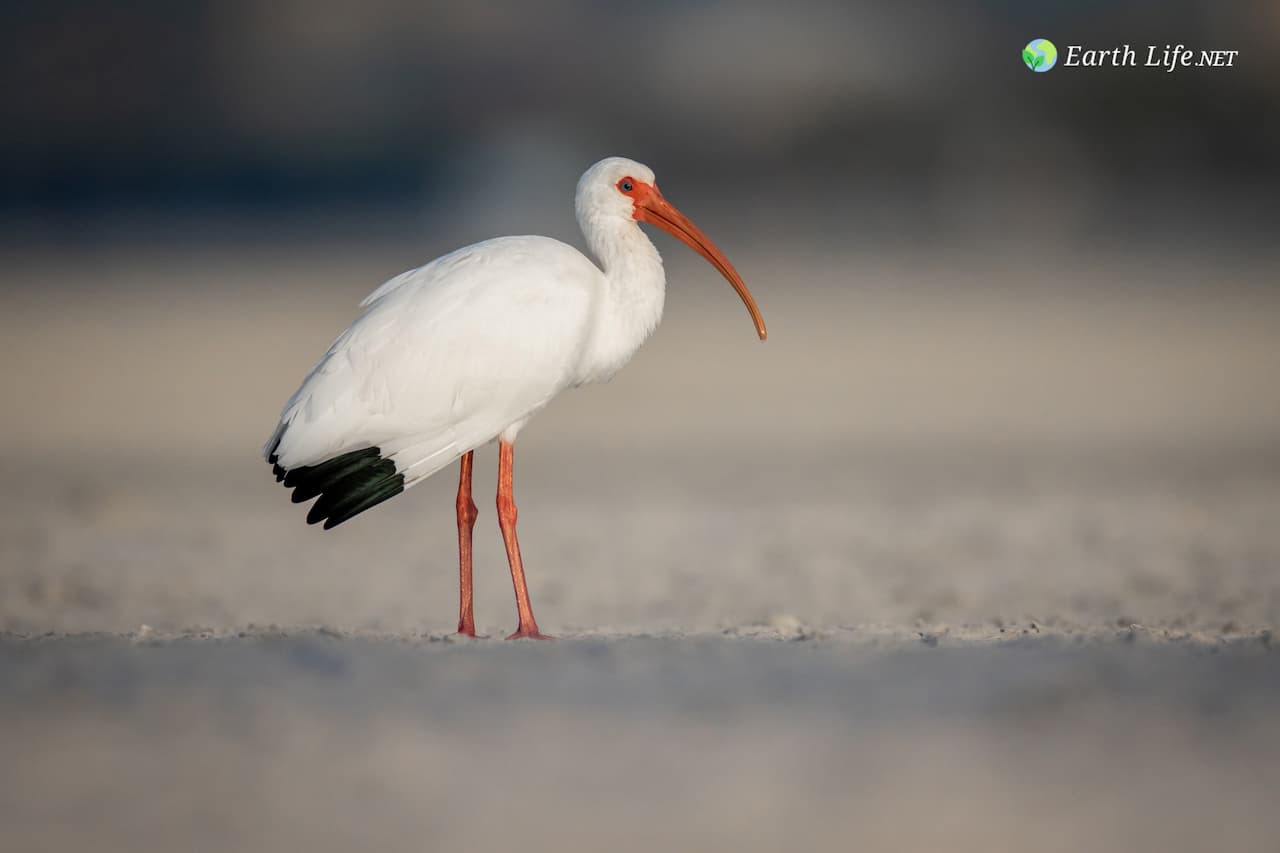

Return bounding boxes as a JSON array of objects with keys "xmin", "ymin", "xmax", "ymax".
[{"xmin": 618, "ymin": 177, "xmax": 767, "ymax": 341}]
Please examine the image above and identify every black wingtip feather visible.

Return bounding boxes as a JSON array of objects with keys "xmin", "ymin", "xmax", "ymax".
[
  {"xmin": 269, "ymin": 446, "xmax": 405, "ymax": 528},
  {"xmin": 322, "ymin": 478, "xmax": 405, "ymax": 529},
  {"xmin": 268, "ymin": 447, "xmax": 288, "ymax": 482}
]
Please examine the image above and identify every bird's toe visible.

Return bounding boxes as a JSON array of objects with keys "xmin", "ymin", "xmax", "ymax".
[{"xmin": 505, "ymin": 628, "xmax": 555, "ymax": 641}]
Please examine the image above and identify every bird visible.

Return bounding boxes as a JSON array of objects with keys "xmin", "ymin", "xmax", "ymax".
[{"xmin": 264, "ymin": 156, "xmax": 767, "ymax": 639}]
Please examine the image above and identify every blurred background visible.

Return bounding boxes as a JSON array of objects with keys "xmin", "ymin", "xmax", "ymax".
[
  {"xmin": 4, "ymin": 4, "xmax": 1280, "ymax": 852},
  {"xmin": 1, "ymin": 0, "xmax": 1279, "ymax": 633}
]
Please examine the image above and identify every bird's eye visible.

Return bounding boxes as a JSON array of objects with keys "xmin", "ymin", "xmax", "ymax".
[{"xmin": 618, "ymin": 178, "xmax": 634, "ymax": 194}]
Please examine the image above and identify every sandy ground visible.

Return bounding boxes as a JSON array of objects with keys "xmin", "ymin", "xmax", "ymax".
[
  {"xmin": 2, "ymin": 242, "xmax": 1279, "ymax": 850},
  {"xmin": 3, "ymin": 632, "xmax": 1279, "ymax": 852}
]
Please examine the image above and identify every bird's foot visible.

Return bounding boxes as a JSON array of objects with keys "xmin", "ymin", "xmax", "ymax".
[
  {"xmin": 505, "ymin": 626, "xmax": 555, "ymax": 641},
  {"xmin": 455, "ymin": 622, "xmax": 487, "ymax": 639}
]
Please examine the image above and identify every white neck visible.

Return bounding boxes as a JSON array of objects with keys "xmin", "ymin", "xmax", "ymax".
[{"xmin": 574, "ymin": 212, "xmax": 667, "ymax": 384}]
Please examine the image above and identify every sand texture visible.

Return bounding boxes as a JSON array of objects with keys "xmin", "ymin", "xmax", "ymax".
[{"xmin": 2, "ymin": 244, "xmax": 1278, "ymax": 851}]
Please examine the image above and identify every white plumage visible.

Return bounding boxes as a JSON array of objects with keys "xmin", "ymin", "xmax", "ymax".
[
  {"xmin": 264, "ymin": 156, "xmax": 765, "ymax": 637},
  {"xmin": 269, "ymin": 236, "xmax": 608, "ymax": 484}
]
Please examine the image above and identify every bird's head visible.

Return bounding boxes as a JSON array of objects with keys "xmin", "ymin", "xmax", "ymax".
[{"xmin": 576, "ymin": 156, "xmax": 767, "ymax": 341}]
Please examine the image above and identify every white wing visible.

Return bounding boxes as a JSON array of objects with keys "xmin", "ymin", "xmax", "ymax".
[{"xmin": 266, "ymin": 235, "xmax": 602, "ymax": 500}]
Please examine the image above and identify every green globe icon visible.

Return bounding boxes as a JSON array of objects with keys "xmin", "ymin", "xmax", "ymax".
[{"xmin": 1023, "ymin": 38, "xmax": 1058, "ymax": 72}]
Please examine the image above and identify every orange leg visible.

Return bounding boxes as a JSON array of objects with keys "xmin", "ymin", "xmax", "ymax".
[
  {"xmin": 455, "ymin": 450, "xmax": 480, "ymax": 637},
  {"xmin": 496, "ymin": 440, "xmax": 552, "ymax": 640}
]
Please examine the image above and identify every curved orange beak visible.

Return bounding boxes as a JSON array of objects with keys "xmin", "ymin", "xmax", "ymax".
[{"xmin": 634, "ymin": 184, "xmax": 767, "ymax": 341}]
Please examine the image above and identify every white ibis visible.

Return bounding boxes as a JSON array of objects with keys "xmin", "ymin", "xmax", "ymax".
[{"xmin": 265, "ymin": 157, "xmax": 767, "ymax": 639}]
